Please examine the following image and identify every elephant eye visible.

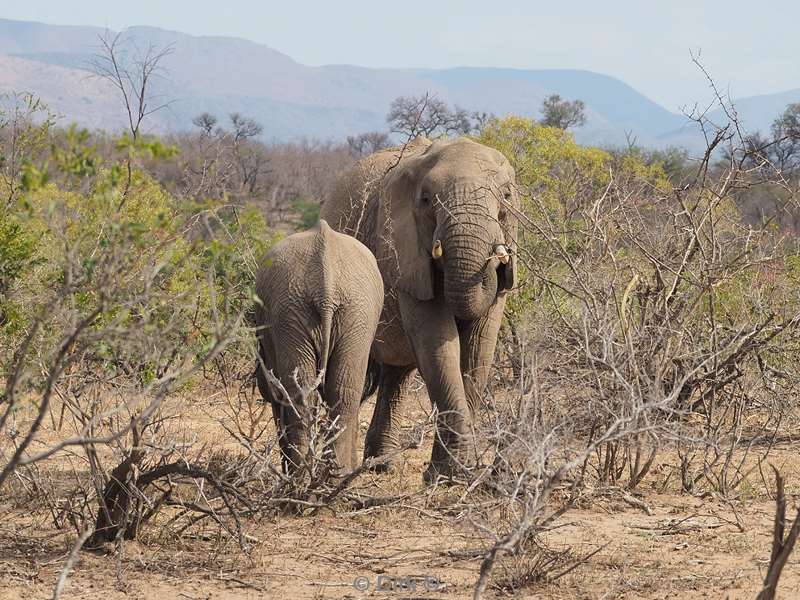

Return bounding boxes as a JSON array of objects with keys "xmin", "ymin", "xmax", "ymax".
[
  {"xmin": 503, "ymin": 191, "xmax": 512, "ymax": 201},
  {"xmin": 419, "ymin": 194, "xmax": 431, "ymax": 205}
]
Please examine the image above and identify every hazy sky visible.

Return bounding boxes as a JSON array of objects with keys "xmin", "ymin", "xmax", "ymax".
[{"xmin": 2, "ymin": 1, "xmax": 797, "ymax": 110}]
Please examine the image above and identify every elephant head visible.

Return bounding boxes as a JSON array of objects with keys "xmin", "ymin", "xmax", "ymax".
[{"xmin": 377, "ymin": 138, "xmax": 518, "ymax": 320}]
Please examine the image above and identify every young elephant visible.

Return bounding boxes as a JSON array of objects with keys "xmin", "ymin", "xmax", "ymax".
[{"xmin": 254, "ymin": 219, "xmax": 384, "ymax": 475}]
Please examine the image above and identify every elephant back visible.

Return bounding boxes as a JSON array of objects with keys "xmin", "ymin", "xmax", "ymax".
[
  {"xmin": 320, "ymin": 136, "xmax": 432, "ymax": 244},
  {"xmin": 254, "ymin": 219, "xmax": 384, "ymax": 376},
  {"xmin": 256, "ymin": 220, "xmax": 381, "ymax": 320}
]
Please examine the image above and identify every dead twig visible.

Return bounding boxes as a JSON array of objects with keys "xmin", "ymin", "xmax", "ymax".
[{"xmin": 756, "ymin": 467, "xmax": 800, "ymax": 600}]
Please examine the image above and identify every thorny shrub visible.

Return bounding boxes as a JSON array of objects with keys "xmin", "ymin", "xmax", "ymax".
[{"xmin": 464, "ymin": 109, "xmax": 800, "ymax": 596}]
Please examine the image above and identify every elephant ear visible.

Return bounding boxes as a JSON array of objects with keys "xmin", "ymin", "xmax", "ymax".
[{"xmin": 376, "ymin": 163, "xmax": 434, "ymax": 301}]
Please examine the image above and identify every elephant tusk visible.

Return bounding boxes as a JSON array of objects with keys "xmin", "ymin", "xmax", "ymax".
[
  {"xmin": 432, "ymin": 239, "xmax": 443, "ymax": 259},
  {"xmin": 494, "ymin": 244, "xmax": 510, "ymax": 265}
]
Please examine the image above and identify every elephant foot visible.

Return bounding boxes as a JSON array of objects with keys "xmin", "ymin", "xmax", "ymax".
[
  {"xmin": 363, "ymin": 442, "xmax": 401, "ymax": 473},
  {"xmin": 422, "ymin": 455, "xmax": 472, "ymax": 486},
  {"xmin": 364, "ymin": 456, "xmax": 400, "ymax": 474},
  {"xmin": 424, "ymin": 424, "xmax": 476, "ymax": 485}
]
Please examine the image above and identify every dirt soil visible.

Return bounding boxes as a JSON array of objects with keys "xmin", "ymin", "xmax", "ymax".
[{"xmin": 2, "ymin": 388, "xmax": 800, "ymax": 600}]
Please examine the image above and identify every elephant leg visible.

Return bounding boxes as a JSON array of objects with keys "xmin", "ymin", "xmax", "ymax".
[
  {"xmin": 324, "ymin": 341, "xmax": 370, "ymax": 475},
  {"xmin": 269, "ymin": 342, "xmax": 318, "ymax": 476},
  {"xmin": 458, "ymin": 296, "xmax": 506, "ymax": 417},
  {"xmin": 363, "ymin": 364, "xmax": 415, "ymax": 469},
  {"xmin": 255, "ymin": 336, "xmax": 295, "ymax": 474},
  {"xmin": 398, "ymin": 294, "xmax": 473, "ymax": 482},
  {"xmin": 255, "ymin": 338, "xmax": 273, "ymax": 406}
]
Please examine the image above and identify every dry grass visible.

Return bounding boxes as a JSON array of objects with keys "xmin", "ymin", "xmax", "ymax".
[{"xmin": 2, "ymin": 382, "xmax": 800, "ymax": 600}]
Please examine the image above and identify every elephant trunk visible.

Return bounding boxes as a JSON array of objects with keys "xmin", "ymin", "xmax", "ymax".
[{"xmin": 441, "ymin": 209, "xmax": 502, "ymax": 321}]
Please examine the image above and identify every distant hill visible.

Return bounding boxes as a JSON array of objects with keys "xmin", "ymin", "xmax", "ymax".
[
  {"xmin": 0, "ymin": 18, "xmax": 795, "ymax": 150},
  {"xmin": 706, "ymin": 89, "xmax": 800, "ymax": 136}
]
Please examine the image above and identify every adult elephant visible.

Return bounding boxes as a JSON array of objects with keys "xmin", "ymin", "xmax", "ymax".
[{"xmin": 321, "ymin": 136, "xmax": 518, "ymax": 481}]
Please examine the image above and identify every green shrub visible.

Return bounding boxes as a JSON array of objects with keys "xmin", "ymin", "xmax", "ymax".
[
  {"xmin": 477, "ymin": 117, "xmax": 613, "ymax": 321},
  {"xmin": 0, "ymin": 126, "xmax": 277, "ymax": 386},
  {"xmin": 292, "ymin": 197, "xmax": 321, "ymax": 230},
  {"xmin": 0, "ymin": 214, "xmax": 40, "ymax": 329}
]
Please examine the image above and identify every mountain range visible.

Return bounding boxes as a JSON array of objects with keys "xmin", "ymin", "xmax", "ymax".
[{"xmin": 0, "ymin": 18, "xmax": 797, "ymax": 151}]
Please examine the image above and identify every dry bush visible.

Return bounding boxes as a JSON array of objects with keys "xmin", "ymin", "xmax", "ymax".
[
  {"xmin": 158, "ymin": 130, "xmax": 354, "ymax": 229},
  {"xmin": 465, "ymin": 84, "xmax": 800, "ymax": 597}
]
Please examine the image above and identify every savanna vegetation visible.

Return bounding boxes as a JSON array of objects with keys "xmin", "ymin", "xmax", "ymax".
[{"xmin": 3, "ymin": 38, "xmax": 800, "ymax": 600}]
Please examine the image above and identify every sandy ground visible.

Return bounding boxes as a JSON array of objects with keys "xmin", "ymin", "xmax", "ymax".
[{"xmin": 2, "ymin": 388, "xmax": 799, "ymax": 600}]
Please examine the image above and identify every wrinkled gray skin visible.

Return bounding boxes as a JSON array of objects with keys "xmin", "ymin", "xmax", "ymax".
[
  {"xmin": 254, "ymin": 220, "xmax": 384, "ymax": 475},
  {"xmin": 321, "ymin": 137, "xmax": 518, "ymax": 481}
]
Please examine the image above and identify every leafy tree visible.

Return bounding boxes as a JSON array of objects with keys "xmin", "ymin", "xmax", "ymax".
[
  {"xmin": 477, "ymin": 116, "xmax": 610, "ymax": 319},
  {"xmin": 0, "ymin": 92, "xmax": 55, "ymax": 205},
  {"xmin": 478, "ymin": 116, "xmax": 607, "ymax": 195},
  {"xmin": 773, "ymin": 103, "xmax": 800, "ymax": 138},
  {"xmin": 612, "ymin": 144, "xmax": 691, "ymax": 184},
  {"xmin": 292, "ymin": 197, "xmax": 321, "ymax": 229},
  {"xmin": 0, "ymin": 217, "xmax": 37, "ymax": 327},
  {"xmin": 769, "ymin": 103, "xmax": 800, "ymax": 173},
  {"xmin": 726, "ymin": 103, "xmax": 800, "ymax": 176},
  {"xmin": 1, "ymin": 124, "xmax": 275, "ymax": 340},
  {"xmin": 540, "ymin": 94, "xmax": 586, "ymax": 130}
]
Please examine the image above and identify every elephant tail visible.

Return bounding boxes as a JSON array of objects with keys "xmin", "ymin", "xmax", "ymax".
[
  {"xmin": 318, "ymin": 305, "xmax": 334, "ymax": 387},
  {"xmin": 361, "ymin": 355, "xmax": 382, "ymax": 403},
  {"xmin": 254, "ymin": 334, "xmax": 271, "ymax": 403}
]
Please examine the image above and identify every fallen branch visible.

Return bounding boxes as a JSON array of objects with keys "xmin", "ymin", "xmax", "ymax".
[{"xmin": 756, "ymin": 467, "xmax": 800, "ymax": 600}]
